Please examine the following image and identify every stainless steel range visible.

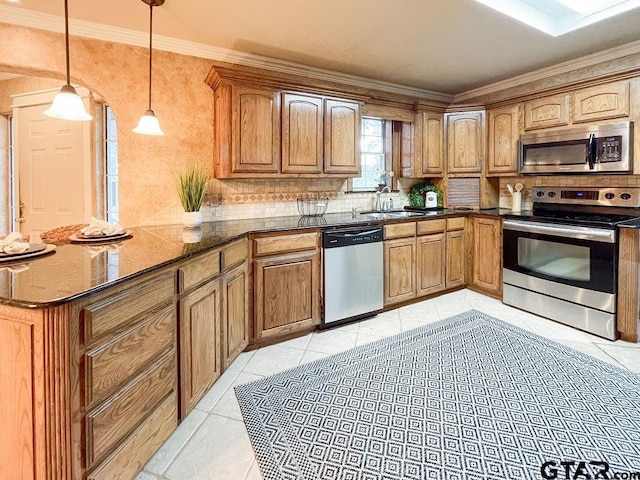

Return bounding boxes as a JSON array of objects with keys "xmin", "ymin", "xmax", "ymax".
[{"xmin": 503, "ymin": 186, "xmax": 640, "ymax": 340}]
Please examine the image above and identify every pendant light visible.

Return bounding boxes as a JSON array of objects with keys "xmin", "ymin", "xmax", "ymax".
[
  {"xmin": 44, "ymin": 0, "xmax": 92, "ymax": 121},
  {"xmin": 133, "ymin": 0, "xmax": 165, "ymax": 136}
]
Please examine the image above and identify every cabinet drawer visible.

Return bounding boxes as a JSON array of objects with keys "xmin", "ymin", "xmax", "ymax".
[
  {"xmin": 178, "ymin": 249, "xmax": 221, "ymax": 293},
  {"xmin": 384, "ymin": 222, "xmax": 416, "ymax": 239},
  {"xmin": 85, "ymin": 351, "xmax": 176, "ymax": 466},
  {"xmin": 86, "ymin": 393, "xmax": 177, "ymax": 480},
  {"xmin": 85, "ymin": 304, "xmax": 176, "ymax": 407},
  {"xmin": 83, "ymin": 272, "xmax": 175, "ymax": 344},
  {"xmin": 253, "ymin": 232, "xmax": 318, "ymax": 256},
  {"xmin": 221, "ymin": 239, "xmax": 248, "ymax": 271},
  {"xmin": 447, "ymin": 217, "xmax": 466, "ymax": 231},
  {"xmin": 417, "ymin": 219, "xmax": 446, "ymax": 236}
]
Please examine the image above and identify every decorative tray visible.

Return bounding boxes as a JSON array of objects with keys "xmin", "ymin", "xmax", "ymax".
[
  {"xmin": 69, "ymin": 230, "xmax": 132, "ymax": 243},
  {"xmin": 0, "ymin": 244, "xmax": 56, "ymax": 263}
]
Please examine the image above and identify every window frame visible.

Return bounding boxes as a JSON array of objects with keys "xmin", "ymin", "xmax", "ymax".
[{"xmin": 347, "ymin": 117, "xmax": 395, "ymax": 192}]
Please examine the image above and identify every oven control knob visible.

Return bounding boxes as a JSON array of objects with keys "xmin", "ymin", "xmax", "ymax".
[
  {"xmin": 536, "ymin": 191, "xmax": 545, "ymax": 197},
  {"xmin": 548, "ymin": 192, "xmax": 556, "ymax": 198},
  {"xmin": 621, "ymin": 193, "xmax": 632, "ymax": 200},
  {"xmin": 605, "ymin": 193, "xmax": 615, "ymax": 200}
]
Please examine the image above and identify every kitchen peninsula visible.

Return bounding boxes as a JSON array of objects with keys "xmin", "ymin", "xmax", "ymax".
[{"xmin": 0, "ymin": 211, "xmax": 471, "ymax": 480}]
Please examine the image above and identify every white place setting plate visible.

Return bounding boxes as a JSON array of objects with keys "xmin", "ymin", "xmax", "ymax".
[{"xmin": 69, "ymin": 230, "xmax": 133, "ymax": 243}]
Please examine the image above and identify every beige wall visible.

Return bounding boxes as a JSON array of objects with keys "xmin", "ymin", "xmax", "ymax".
[
  {"xmin": 0, "ymin": 22, "xmax": 386, "ymax": 227},
  {"xmin": 0, "ymin": 76, "xmax": 61, "ymax": 113},
  {"xmin": 0, "ymin": 22, "xmax": 215, "ymax": 227}
]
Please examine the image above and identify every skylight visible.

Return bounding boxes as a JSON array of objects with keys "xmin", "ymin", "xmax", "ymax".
[{"xmin": 473, "ymin": 0, "xmax": 640, "ymax": 36}]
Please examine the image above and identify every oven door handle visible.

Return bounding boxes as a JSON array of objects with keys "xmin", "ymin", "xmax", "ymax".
[{"xmin": 503, "ymin": 219, "xmax": 615, "ymax": 243}]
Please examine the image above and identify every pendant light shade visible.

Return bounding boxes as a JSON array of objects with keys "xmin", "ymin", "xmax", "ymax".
[
  {"xmin": 133, "ymin": 109, "xmax": 164, "ymax": 135},
  {"xmin": 134, "ymin": 0, "xmax": 165, "ymax": 136},
  {"xmin": 44, "ymin": 0, "xmax": 92, "ymax": 121}
]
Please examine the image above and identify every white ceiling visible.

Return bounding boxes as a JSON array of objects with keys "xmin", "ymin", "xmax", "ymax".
[{"xmin": 4, "ymin": 0, "xmax": 640, "ymax": 96}]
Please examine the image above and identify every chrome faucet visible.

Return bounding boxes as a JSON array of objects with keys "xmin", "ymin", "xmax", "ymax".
[{"xmin": 375, "ymin": 186, "xmax": 391, "ymax": 211}]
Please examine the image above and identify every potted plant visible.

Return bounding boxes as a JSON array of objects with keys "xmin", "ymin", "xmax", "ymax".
[
  {"xmin": 375, "ymin": 170, "xmax": 394, "ymax": 191},
  {"xmin": 175, "ymin": 163, "xmax": 209, "ymax": 228}
]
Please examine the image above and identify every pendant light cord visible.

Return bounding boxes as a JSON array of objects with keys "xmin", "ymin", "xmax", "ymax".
[
  {"xmin": 148, "ymin": 2, "xmax": 153, "ymax": 111},
  {"xmin": 64, "ymin": 0, "xmax": 71, "ymax": 86}
]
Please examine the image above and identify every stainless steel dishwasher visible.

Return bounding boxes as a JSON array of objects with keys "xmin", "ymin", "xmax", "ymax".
[{"xmin": 322, "ymin": 225, "xmax": 384, "ymax": 327}]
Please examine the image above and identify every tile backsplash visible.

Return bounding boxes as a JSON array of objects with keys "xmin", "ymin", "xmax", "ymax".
[{"xmin": 141, "ymin": 178, "xmax": 411, "ymax": 226}]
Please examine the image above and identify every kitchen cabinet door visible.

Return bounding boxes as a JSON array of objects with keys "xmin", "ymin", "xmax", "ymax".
[
  {"xmin": 572, "ymin": 81, "xmax": 629, "ymax": 123},
  {"xmin": 222, "ymin": 262, "xmax": 249, "ymax": 369},
  {"xmin": 417, "ymin": 233, "xmax": 446, "ymax": 296},
  {"xmin": 324, "ymin": 99, "xmax": 361, "ymax": 174},
  {"xmin": 254, "ymin": 250, "xmax": 320, "ymax": 339},
  {"xmin": 445, "ymin": 229, "xmax": 465, "ymax": 289},
  {"xmin": 384, "ymin": 237, "xmax": 416, "ymax": 305},
  {"xmin": 470, "ymin": 216, "xmax": 502, "ymax": 297},
  {"xmin": 524, "ymin": 93, "xmax": 570, "ymax": 130},
  {"xmin": 403, "ymin": 112, "xmax": 444, "ymax": 178},
  {"xmin": 446, "ymin": 111, "xmax": 484, "ymax": 174},
  {"xmin": 487, "ymin": 105, "xmax": 521, "ymax": 176},
  {"xmin": 207, "ymin": 82, "xmax": 279, "ymax": 177},
  {"xmin": 282, "ymin": 93, "xmax": 323, "ymax": 174},
  {"xmin": 179, "ymin": 278, "xmax": 222, "ymax": 417},
  {"xmin": 419, "ymin": 111, "xmax": 445, "ymax": 176}
]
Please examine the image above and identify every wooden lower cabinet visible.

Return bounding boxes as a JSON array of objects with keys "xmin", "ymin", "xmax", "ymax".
[
  {"xmin": 384, "ymin": 237, "xmax": 416, "ymax": 305},
  {"xmin": 223, "ymin": 262, "xmax": 250, "ymax": 369},
  {"xmin": 445, "ymin": 229, "xmax": 465, "ymax": 289},
  {"xmin": 179, "ymin": 278, "xmax": 222, "ymax": 418},
  {"xmin": 254, "ymin": 250, "xmax": 320, "ymax": 339},
  {"xmin": 470, "ymin": 216, "xmax": 503, "ymax": 296},
  {"xmin": 417, "ymin": 233, "xmax": 446, "ymax": 296}
]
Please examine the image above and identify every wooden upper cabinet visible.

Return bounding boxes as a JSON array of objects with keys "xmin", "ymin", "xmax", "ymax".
[
  {"xmin": 524, "ymin": 93, "xmax": 570, "ymax": 130},
  {"xmin": 232, "ymin": 85, "xmax": 281, "ymax": 174},
  {"xmin": 446, "ymin": 111, "xmax": 484, "ymax": 174},
  {"xmin": 403, "ymin": 111, "xmax": 444, "ymax": 178},
  {"xmin": 487, "ymin": 104, "xmax": 521, "ymax": 176},
  {"xmin": 572, "ymin": 81, "xmax": 630, "ymax": 123},
  {"xmin": 213, "ymin": 82, "xmax": 280, "ymax": 178},
  {"xmin": 324, "ymin": 99, "xmax": 361, "ymax": 175},
  {"xmin": 421, "ymin": 112, "xmax": 445, "ymax": 176},
  {"xmin": 281, "ymin": 93, "xmax": 323, "ymax": 174}
]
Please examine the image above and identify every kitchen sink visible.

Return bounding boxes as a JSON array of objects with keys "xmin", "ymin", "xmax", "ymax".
[{"xmin": 359, "ymin": 210, "xmax": 426, "ymax": 219}]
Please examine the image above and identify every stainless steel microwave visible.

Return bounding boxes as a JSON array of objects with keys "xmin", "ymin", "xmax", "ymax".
[{"xmin": 519, "ymin": 121, "xmax": 633, "ymax": 174}]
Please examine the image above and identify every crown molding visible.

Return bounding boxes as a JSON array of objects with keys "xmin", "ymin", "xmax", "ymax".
[
  {"xmin": 0, "ymin": 5, "xmax": 453, "ymax": 104},
  {"xmin": 454, "ymin": 38, "xmax": 640, "ymax": 104}
]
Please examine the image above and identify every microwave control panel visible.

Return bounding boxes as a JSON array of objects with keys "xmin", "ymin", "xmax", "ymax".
[{"xmin": 596, "ymin": 135, "xmax": 622, "ymax": 163}]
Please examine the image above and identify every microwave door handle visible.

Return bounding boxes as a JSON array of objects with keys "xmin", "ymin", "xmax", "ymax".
[{"xmin": 587, "ymin": 133, "xmax": 597, "ymax": 169}]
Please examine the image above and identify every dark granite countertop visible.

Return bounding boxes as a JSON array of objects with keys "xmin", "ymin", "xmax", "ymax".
[{"xmin": 0, "ymin": 208, "xmax": 519, "ymax": 308}]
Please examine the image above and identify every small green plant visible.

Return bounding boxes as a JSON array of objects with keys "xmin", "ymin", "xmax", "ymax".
[
  {"xmin": 375, "ymin": 169, "xmax": 394, "ymax": 184},
  {"xmin": 175, "ymin": 164, "xmax": 209, "ymax": 212},
  {"xmin": 408, "ymin": 180, "xmax": 441, "ymax": 207}
]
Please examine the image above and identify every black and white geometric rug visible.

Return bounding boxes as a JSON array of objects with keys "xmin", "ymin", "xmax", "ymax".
[{"xmin": 235, "ymin": 310, "xmax": 640, "ymax": 479}]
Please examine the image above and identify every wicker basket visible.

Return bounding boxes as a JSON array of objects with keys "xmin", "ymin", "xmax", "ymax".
[{"xmin": 297, "ymin": 197, "xmax": 329, "ymax": 217}]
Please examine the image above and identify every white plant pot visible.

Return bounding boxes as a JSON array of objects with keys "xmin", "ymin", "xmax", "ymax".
[
  {"xmin": 182, "ymin": 227, "xmax": 203, "ymax": 243},
  {"xmin": 182, "ymin": 211, "xmax": 203, "ymax": 228}
]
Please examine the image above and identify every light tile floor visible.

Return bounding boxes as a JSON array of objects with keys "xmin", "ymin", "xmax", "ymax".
[{"xmin": 137, "ymin": 289, "xmax": 640, "ymax": 480}]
